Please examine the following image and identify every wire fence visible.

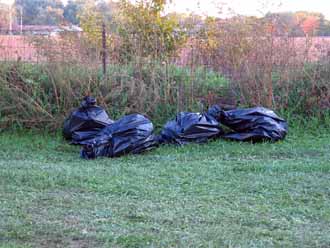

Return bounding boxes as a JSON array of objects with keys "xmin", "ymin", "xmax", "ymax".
[
  {"xmin": 1, "ymin": 27, "xmax": 330, "ymax": 76},
  {"xmin": 0, "ymin": 29, "xmax": 104, "ymax": 65}
]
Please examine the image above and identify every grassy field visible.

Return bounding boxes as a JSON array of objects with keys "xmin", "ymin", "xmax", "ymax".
[{"xmin": 1, "ymin": 129, "xmax": 330, "ymax": 248}]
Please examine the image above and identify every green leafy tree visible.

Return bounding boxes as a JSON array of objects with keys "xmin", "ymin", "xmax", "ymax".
[
  {"xmin": 78, "ymin": 0, "xmax": 183, "ymax": 62},
  {"xmin": 116, "ymin": 0, "xmax": 184, "ymax": 61},
  {"xmin": 78, "ymin": 0, "xmax": 105, "ymax": 46},
  {"xmin": 64, "ymin": 0, "xmax": 83, "ymax": 25}
]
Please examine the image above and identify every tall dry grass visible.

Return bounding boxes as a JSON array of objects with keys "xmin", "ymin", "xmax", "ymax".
[
  {"xmin": 176, "ymin": 16, "xmax": 330, "ymax": 114},
  {"xmin": 0, "ymin": 59, "xmax": 229, "ymax": 130}
]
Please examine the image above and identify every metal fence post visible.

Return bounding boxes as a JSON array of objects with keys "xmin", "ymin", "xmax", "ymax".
[{"xmin": 102, "ymin": 22, "xmax": 107, "ymax": 77}]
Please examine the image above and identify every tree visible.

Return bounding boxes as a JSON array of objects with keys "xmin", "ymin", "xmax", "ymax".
[
  {"xmin": 78, "ymin": 0, "xmax": 182, "ymax": 61},
  {"xmin": 318, "ymin": 15, "xmax": 330, "ymax": 36},
  {"xmin": 264, "ymin": 12, "xmax": 302, "ymax": 36},
  {"xmin": 38, "ymin": 5, "xmax": 64, "ymax": 25},
  {"xmin": 301, "ymin": 15, "xmax": 320, "ymax": 36},
  {"xmin": 79, "ymin": 0, "xmax": 118, "ymax": 34},
  {"xmin": 64, "ymin": 0, "xmax": 84, "ymax": 25},
  {"xmin": 116, "ymin": 0, "xmax": 184, "ymax": 61},
  {"xmin": 262, "ymin": 11, "xmax": 330, "ymax": 37},
  {"xmin": 14, "ymin": 0, "xmax": 64, "ymax": 25},
  {"xmin": 294, "ymin": 11, "xmax": 322, "ymax": 36},
  {"xmin": 78, "ymin": 0, "xmax": 105, "ymax": 46}
]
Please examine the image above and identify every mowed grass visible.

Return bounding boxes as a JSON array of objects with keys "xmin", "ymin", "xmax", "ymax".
[{"xmin": 1, "ymin": 129, "xmax": 330, "ymax": 248}]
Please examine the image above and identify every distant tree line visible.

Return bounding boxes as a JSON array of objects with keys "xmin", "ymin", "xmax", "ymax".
[
  {"xmin": 12, "ymin": 0, "xmax": 83, "ymax": 25},
  {"xmin": 0, "ymin": 0, "xmax": 330, "ymax": 37},
  {"xmin": 263, "ymin": 11, "xmax": 330, "ymax": 36},
  {"xmin": 10, "ymin": 0, "xmax": 118, "ymax": 26}
]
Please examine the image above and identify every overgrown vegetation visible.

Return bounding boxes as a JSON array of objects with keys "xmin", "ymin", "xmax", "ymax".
[
  {"xmin": 0, "ymin": 0, "xmax": 330, "ymax": 129},
  {"xmin": 0, "ymin": 62, "xmax": 229, "ymax": 130}
]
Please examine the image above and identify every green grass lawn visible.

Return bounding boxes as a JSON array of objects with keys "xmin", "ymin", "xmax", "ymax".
[{"xmin": 1, "ymin": 130, "xmax": 330, "ymax": 248}]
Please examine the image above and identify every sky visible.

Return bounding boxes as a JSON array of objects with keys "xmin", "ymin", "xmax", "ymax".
[{"xmin": 1, "ymin": 0, "xmax": 330, "ymax": 20}]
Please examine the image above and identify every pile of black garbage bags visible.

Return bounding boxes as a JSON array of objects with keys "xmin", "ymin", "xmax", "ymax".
[{"xmin": 63, "ymin": 96, "xmax": 288, "ymax": 159}]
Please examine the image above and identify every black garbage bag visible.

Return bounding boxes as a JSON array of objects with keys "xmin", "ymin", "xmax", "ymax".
[
  {"xmin": 63, "ymin": 96, "xmax": 113, "ymax": 144},
  {"xmin": 159, "ymin": 111, "xmax": 223, "ymax": 145},
  {"xmin": 80, "ymin": 114, "xmax": 158, "ymax": 159},
  {"xmin": 208, "ymin": 105, "xmax": 288, "ymax": 142}
]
